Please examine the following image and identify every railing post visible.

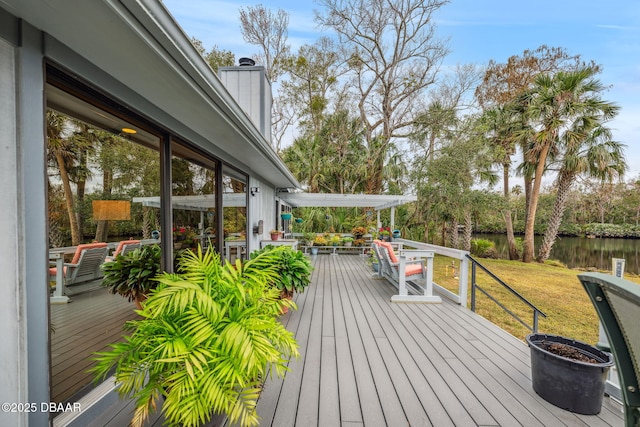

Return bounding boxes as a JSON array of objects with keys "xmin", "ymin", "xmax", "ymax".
[
  {"xmin": 398, "ymin": 255, "xmax": 408, "ymax": 296},
  {"xmin": 533, "ymin": 310, "xmax": 538, "ymax": 333},
  {"xmin": 470, "ymin": 261, "xmax": 476, "ymax": 312},
  {"xmin": 425, "ymin": 254, "xmax": 434, "ymax": 298},
  {"xmin": 459, "ymin": 256, "xmax": 469, "ymax": 308}
]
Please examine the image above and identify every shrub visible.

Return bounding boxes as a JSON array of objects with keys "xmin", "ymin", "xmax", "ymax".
[
  {"xmin": 470, "ymin": 238, "xmax": 498, "ymax": 258},
  {"xmin": 313, "ymin": 235, "xmax": 328, "ymax": 246}
]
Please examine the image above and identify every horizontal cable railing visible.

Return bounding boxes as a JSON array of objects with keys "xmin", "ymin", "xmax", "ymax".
[{"xmin": 467, "ymin": 254, "xmax": 547, "ymax": 333}]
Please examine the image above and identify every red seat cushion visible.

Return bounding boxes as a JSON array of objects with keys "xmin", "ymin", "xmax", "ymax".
[
  {"xmin": 404, "ymin": 264, "xmax": 423, "ymax": 276},
  {"xmin": 49, "ymin": 266, "xmax": 68, "ymax": 276}
]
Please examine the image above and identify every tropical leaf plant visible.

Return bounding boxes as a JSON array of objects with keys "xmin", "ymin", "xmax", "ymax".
[
  {"xmin": 92, "ymin": 246, "xmax": 300, "ymax": 427},
  {"xmin": 250, "ymin": 245, "xmax": 314, "ymax": 297},
  {"xmin": 101, "ymin": 244, "xmax": 161, "ymax": 302}
]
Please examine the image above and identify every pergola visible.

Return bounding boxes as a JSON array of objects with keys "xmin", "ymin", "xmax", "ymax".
[
  {"xmin": 277, "ymin": 193, "xmax": 418, "ymax": 230},
  {"xmin": 133, "ymin": 192, "xmax": 418, "ymax": 231}
]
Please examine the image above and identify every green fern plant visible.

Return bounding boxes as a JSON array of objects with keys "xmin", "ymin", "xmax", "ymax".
[
  {"xmin": 250, "ymin": 246, "xmax": 313, "ymax": 297},
  {"xmin": 92, "ymin": 246, "xmax": 299, "ymax": 427},
  {"xmin": 101, "ymin": 244, "xmax": 161, "ymax": 303}
]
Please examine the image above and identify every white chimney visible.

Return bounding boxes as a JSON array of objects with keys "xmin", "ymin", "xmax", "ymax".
[{"xmin": 218, "ymin": 58, "xmax": 272, "ymax": 143}]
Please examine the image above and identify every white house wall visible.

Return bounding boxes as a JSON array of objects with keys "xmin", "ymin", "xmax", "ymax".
[
  {"xmin": 0, "ymin": 20, "xmax": 50, "ymax": 427},
  {"xmin": 0, "ymin": 3, "xmax": 298, "ymax": 424},
  {"xmin": 0, "ymin": 36, "xmax": 26, "ymax": 427},
  {"xmin": 247, "ymin": 176, "xmax": 277, "ymax": 253}
]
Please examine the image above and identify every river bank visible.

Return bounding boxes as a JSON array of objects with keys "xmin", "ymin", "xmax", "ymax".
[{"xmin": 475, "ymin": 233, "xmax": 640, "ymax": 275}]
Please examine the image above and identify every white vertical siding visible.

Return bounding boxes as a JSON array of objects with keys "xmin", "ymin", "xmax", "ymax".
[
  {"xmin": 0, "ymin": 38, "xmax": 28, "ymax": 427},
  {"xmin": 247, "ymin": 176, "xmax": 277, "ymax": 253},
  {"xmin": 218, "ymin": 66, "xmax": 272, "ymax": 143}
]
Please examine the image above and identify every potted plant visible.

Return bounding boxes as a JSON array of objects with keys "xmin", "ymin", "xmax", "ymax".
[
  {"xmin": 378, "ymin": 227, "xmax": 391, "ymax": 241},
  {"xmin": 329, "ymin": 235, "xmax": 342, "ymax": 246},
  {"xmin": 281, "ymin": 212, "xmax": 292, "ymax": 221},
  {"xmin": 526, "ymin": 333, "xmax": 614, "ymax": 415},
  {"xmin": 367, "ymin": 249, "xmax": 379, "ymax": 272},
  {"xmin": 269, "ymin": 229, "xmax": 282, "ymax": 240},
  {"xmin": 101, "ymin": 244, "xmax": 161, "ymax": 309},
  {"xmin": 343, "ymin": 236, "xmax": 354, "ymax": 247},
  {"xmin": 250, "ymin": 246, "xmax": 313, "ymax": 313},
  {"xmin": 354, "ymin": 238, "xmax": 366, "ymax": 247},
  {"xmin": 303, "ymin": 232, "xmax": 316, "ymax": 247},
  {"xmin": 311, "ymin": 235, "xmax": 328, "ymax": 255},
  {"xmin": 351, "ymin": 226, "xmax": 367, "ymax": 239},
  {"xmin": 92, "ymin": 246, "xmax": 299, "ymax": 427}
]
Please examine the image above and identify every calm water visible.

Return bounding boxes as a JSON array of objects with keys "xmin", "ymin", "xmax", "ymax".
[{"xmin": 476, "ymin": 234, "xmax": 640, "ymax": 275}]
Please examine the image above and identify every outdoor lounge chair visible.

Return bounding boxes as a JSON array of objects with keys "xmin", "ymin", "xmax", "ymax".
[
  {"xmin": 105, "ymin": 239, "xmax": 141, "ymax": 262},
  {"xmin": 49, "ymin": 242, "xmax": 109, "ymax": 287},
  {"xmin": 579, "ymin": 272, "xmax": 640, "ymax": 427},
  {"xmin": 372, "ymin": 240, "xmax": 440, "ymax": 303}
]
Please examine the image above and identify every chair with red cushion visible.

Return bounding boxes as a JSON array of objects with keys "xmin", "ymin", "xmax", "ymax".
[
  {"xmin": 105, "ymin": 240, "xmax": 141, "ymax": 262},
  {"xmin": 49, "ymin": 242, "xmax": 109, "ymax": 286},
  {"xmin": 371, "ymin": 240, "xmax": 440, "ymax": 303}
]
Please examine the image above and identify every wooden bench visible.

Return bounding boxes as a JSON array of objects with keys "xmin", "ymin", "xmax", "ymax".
[{"xmin": 372, "ymin": 240, "xmax": 440, "ymax": 303}]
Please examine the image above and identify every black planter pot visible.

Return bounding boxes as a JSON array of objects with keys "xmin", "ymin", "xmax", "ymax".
[{"xmin": 526, "ymin": 333, "xmax": 614, "ymax": 415}]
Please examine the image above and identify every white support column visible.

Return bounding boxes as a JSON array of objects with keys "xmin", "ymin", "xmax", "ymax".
[
  {"xmin": 376, "ymin": 210, "xmax": 381, "ymax": 229},
  {"xmin": 390, "ymin": 207, "xmax": 395, "ymax": 230}
]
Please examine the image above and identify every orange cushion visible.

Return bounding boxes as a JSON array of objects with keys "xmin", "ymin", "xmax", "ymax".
[
  {"xmin": 404, "ymin": 264, "xmax": 423, "ymax": 277},
  {"xmin": 379, "ymin": 241, "xmax": 399, "ymax": 263},
  {"xmin": 71, "ymin": 242, "xmax": 108, "ymax": 264}
]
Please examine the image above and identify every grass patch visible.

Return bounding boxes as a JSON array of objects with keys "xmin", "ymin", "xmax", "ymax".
[{"xmin": 431, "ymin": 255, "xmax": 640, "ymax": 344}]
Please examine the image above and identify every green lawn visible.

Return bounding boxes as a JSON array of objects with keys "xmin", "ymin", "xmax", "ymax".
[{"xmin": 432, "ymin": 255, "xmax": 640, "ymax": 345}]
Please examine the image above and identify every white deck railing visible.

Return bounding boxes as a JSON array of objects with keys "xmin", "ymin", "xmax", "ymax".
[{"xmin": 394, "ymin": 238, "xmax": 470, "ymax": 308}]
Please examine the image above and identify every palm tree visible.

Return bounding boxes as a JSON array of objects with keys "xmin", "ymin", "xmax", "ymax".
[
  {"xmin": 482, "ymin": 105, "xmax": 522, "ymax": 259},
  {"xmin": 47, "ymin": 111, "xmax": 82, "ymax": 245},
  {"xmin": 537, "ymin": 124, "xmax": 625, "ymax": 262},
  {"xmin": 518, "ymin": 67, "xmax": 617, "ymax": 262}
]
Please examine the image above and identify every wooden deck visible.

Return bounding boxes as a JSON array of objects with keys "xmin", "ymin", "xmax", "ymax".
[
  {"xmin": 69, "ymin": 254, "xmax": 623, "ymax": 427},
  {"xmin": 51, "ymin": 284, "xmax": 140, "ymax": 403},
  {"xmin": 255, "ymin": 254, "xmax": 623, "ymax": 427}
]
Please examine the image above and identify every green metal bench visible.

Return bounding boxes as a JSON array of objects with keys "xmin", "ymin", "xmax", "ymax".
[{"xmin": 579, "ymin": 272, "xmax": 640, "ymax": 427}]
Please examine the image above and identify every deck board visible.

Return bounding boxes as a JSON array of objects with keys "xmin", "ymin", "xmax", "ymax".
[
  {"xmin": 50, "ymin": 286, "xmax": 140, "ymax": 403},
  {"xmin": 256, "ymin": 254, "xmax": 624, "ymax": 427},
  {"xmin": 72, "ymin": 254, "xmax": 624, "ymax": 427}
]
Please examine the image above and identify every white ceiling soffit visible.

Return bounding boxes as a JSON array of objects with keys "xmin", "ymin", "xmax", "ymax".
[
  {"xmin": 279, "ymin": 193, "xmax": 418, "ymax": 211},
  {"xmin": 5, "ymin": 0, "xmax": 299, "ymax": 189}
]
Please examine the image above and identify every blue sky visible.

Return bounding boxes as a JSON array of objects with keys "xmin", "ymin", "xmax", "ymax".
[{"xmin": 163, "ymin": 0, "xmax": 640, "ymax": 179}]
